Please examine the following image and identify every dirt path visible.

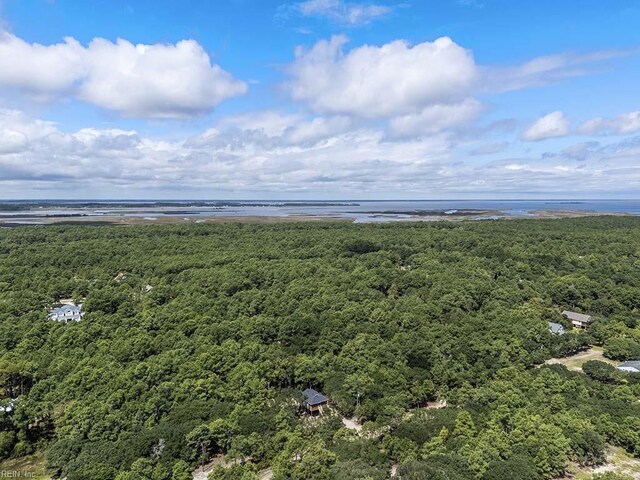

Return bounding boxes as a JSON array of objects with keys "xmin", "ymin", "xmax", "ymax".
[
  {"xmin": 191, "ymin": 455, "xmax": 244, "ymax": 480},
  {"xmin": 259, "ymin": 468, "xmax": 274, "ymax": 479},
  {"xmin": 568, "ymin": 446, "xmax": 640, "ymax": 479},
  {"xmin": 341, "ymin": 416, "xmax": 363, "ymax": 432},
  {"xmin": 424, "ymin": 399, "xmax": 447, "ymax": 409}
]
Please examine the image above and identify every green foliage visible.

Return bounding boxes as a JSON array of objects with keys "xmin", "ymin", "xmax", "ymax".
[
  {"xmin": 0, "ymin": 431, "xmax": 16, "ymax": 458},
  {"xmin": 482, "ymin": 454, "xmax": 540, "ymax": 480},
  {"xmin": 0, "ymin": 218, "xmax": 638, "ymax": 477},
  {"xmin": 590, "ymin": 473, "xmax": 634, "ymax": 480},
  {"xmin": 398, "ymin": 454, "xmax": 474, "ymax": 480},
  {"xmin": 329, "ymin": 460, "xmax": 388, "ymax": 480},
  {"xmin": 582, "ymin": 360, "xmax": 623, "ymax": 383},
  {"xmin": 208, "ymin": 463, "xmax": 259, "ymax": 480},
  {"xmin": 603, "ymin": 337, "xmax": 640, "ymax": 361}
]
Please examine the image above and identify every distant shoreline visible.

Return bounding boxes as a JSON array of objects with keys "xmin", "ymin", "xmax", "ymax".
[{"xmin": 0, "ymin": 209, "xmax": 634, "ymax": 227}]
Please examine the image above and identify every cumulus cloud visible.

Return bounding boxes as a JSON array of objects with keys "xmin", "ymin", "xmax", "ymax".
[
  {"xmin": 216, "ymin": 110, "xmax": 304, "ymax": 137},
  {"xmin": 522, "ymin": 111, "xmax": 570, "ymax": 141},
  {"xmin": 0, "ymin": 108, "xmax": 452, "ymax": 196},
  {"xmin": 283, "ymin": 115, "xmax": 353, "ymax": 144},
  {"xmin": 285, "ymin": 35, "xmax": 625, "ymax": 134},
  {"xmin": 78, "ymin": 39, "xmax": 247, "ymax": 118},
  {"xmin": 0, "ymin": 109, "xmax": 59, "ymax": 154},
  {"xmin": 187, "ymin": 110, "xmax": 353, "ymax": 148},
  {"xmin": 287, "ymin": 36, "xmax": 477, "ymax": 118},
  {"xmin": 577, "ymin": 111, "xmax": 640, "ymax": 136},
  {"xmin": 295, "ymin": 0, "xmax": 393, "ymax": 25},
  {"xmin": 2, "ymin": 108, "xmax": 640, "ymax": 197},
  {"xmin": 388, "ymin": 98, "xmax": 483, "ymax": 137},
  {"xmin": 0, "ymin": 32, "xmax": 86, "ymax": 99},
  {"xmin": 522, "ymin": 110, "xmax": 640, "ymax": 141},
  {"xmin": 0, "ymin": 32, "xmax": 246, "ymax": 118},
  {"xmin": 0, "ymin": 109, "xmax": 168, "ymax": 184}
]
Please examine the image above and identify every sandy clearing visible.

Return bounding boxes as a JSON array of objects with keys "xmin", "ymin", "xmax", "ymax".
[{"xmin": 544, "ymin": 347, "xmax": 616, "ymax": 372}]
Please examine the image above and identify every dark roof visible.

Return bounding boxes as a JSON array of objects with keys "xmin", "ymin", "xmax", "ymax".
[
  {"xmin": 562, "ymin": 311, "xmax": 591, "ymax": 323},
  {"xmin": 548, "ymin": 322, "xmax": 565, "ymax": 334},
  {"xmin": 617, "ymin": 360, "xmax": 640, "ymax": 371},
  {"xmin": 303, "ymin": 388, "xmax": 329, "ymax": 406}
]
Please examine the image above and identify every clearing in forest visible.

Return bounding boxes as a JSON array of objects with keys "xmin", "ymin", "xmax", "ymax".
[
  {"xmin": 0, "ymin": 452, "xmax": 50, "ymax": 479},
  {"xmin": 544, "ymin": 347, "xmax": 616, "ymax": 372},
  {"xmin": 570, "ymin": 446, "xmax": 640, "ymax": 479}
]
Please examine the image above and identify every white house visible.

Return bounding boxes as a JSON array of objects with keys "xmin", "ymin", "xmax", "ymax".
[
  {"xmin": 617, "ymin": 360, "xmax": 640, "ymax": 373},
  {"xmin": 49, "ymin": 304, "xmax": 84, "ymax": 322}
]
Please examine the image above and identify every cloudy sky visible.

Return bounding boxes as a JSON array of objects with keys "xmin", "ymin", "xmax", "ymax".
[{"xmin": 0, "ymin": 0, "xmax": 639, "ymax": 199}]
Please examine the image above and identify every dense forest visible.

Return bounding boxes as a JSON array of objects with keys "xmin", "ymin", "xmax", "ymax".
[{"xmin": 0, "ymin": 217, "xmax": 639, "ymax": 480}]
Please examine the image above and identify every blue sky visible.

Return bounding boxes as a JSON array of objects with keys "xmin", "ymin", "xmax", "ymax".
[{"xmin": 0, "ymin": 0, "xmax": 639, "ymax": 199}]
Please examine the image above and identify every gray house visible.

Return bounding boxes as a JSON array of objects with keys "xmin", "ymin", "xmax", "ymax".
[
  {"xmin": 548, "ymin": 322, "xmax": 566, "ymax": 335},
  {"xmin": 49, "ymin": 304, "xmax": 84, "ymax": 323},
  {"xmin": 617, "ymin": 360, "xmax": 640, "ymax": 373},
  {"xmin": 303, "ymin": 388, "xmax": 329, "ymax": 415},
  {"xmin": 562, "ymin": 310, "xmax": 591, "ymax": 329}
]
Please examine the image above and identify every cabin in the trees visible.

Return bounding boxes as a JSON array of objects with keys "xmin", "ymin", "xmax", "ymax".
[
  {"xmin": 303, "ymin": 388, "xmax": 329, "ymax": 415},
  {"xmin": 562, "ymin": 310, "xmax": 591, "ymax": 329},
  {"xmin": 548, "ymin": 322, "xmax": 566, "ymax": 335},
  {"xmin": 49, "ymin": 304, "xmax": 84, "ymax": 323},
  {"xmin": 617, "ymin": 360, "xmax": 640, "ymax": 373}
]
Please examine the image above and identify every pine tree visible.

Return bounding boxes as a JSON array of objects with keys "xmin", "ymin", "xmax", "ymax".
[
  {"xmin": 453, "ymin": 411, "xmax": 476, "ymax": 442},
  {"xmin": 535, "ymin": 447, "xmax": 552, "ymax": 479}
]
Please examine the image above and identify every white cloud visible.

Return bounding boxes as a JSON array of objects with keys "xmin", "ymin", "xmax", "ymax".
[
  {"xmin": 521, "ymin": 110, "xmax": 640, "ymax": 142},
  {"xmin": 295, "ymin": 0, "xmax": 392, "ymax": 25},
  {"xmin": 577, "ymin": 111, "xmax": 640, "ymax": 136},
  {"xmin": 560, "ymin": 141, "xmax": 600, "ymax": 160},
  {"xmin": 216, "ymin": 110, "xmax": 303, "ymax": 137},
  {"xmin": 287, "ymin": 36, "xmax": 477, "ymax": 118},
  {"xmin": 186, "ymin": 110, "xmax": 353, "ymax": 148},
  {"xmin": 388, "ymin": 98, "xmax": 483, "ymax": 137},
  {"xmin": 0, "ymin": 109, "xmax": 60, "ymax": 154},
  {"xmin": 0, "ymin": 108, "xmax": 452, "ymax": 195},
  {"xmin": 2, "ymin": 108, "xmax": 640, "ymax": 198},
  {"xmin": 286, "ymin": 35, "xmax": 630, "ymax": 127},
  {"xmin": 481, "ymin": 49, "xmax": 631, "ymax": 93},
  {"xmin": 0, "ymin": 32, "xmax": 85, "ymax": 99},
  {"xmin": 79, "ymin": 38, "xmax": 247, "ymax": 118},
  {"xmin": 0, "ymin": 32, "xmax": 246, "ymax": 118},
  {"xmin": 522, "ymin": 111, "xmax": 570, "ymax": 141},
  {"xmin": 283, "ymin": 115, "xmax": 352, "ymax": 144},
  {"xmin": 504, "ymin": 163, "xmax": 529, "ymax": 171}
]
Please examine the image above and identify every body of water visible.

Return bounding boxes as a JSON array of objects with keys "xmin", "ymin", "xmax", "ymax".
[{"xmin": 1, "ymin": 199, "xmax": 639, "ymax": 224}]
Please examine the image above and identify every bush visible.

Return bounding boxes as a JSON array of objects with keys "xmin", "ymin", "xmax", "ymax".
[
  {"xmin": 603, "ymin": 338, "xmax": 640, "ymax": 361},
  {"xmin": 582, "ymin": 360, "xmax": 622, "ymax": 384},
  {"xmin": 0, "ymin": 431, "xmax": 16, "ymax": 458},
  {"xmin": 483, "ymin": 455, "xmax": 540, "ymax": 480}
]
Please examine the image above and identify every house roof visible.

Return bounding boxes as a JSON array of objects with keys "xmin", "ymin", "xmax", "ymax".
[
  {"xmin": 548, "ymin": 322, "xmax": 565, "ymax": 334},
  {"xmin": 49, "ymin": 304, "xmax": 83, "ymax": 320},
  {"xmin": 562, "ymin": 311, "xmax": 591, "ymax": 323},
  {"xmin": 303, "ymin": 388, "xmax": 329, "ymax": 406},
  {"xmin": 51, "ymin": 304, "xmax": 82, "ymax": 314},
  {"xmin": 617, "ymin": 360, "xmax": 640, "ymax": 371}
]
